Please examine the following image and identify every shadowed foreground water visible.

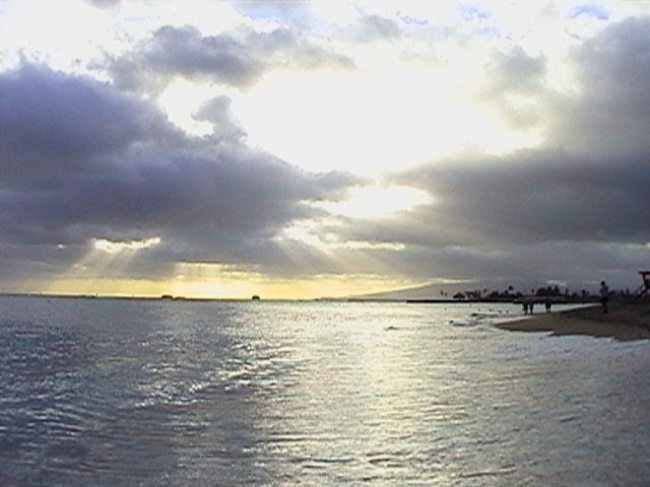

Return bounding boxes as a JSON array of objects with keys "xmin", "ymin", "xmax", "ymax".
[{"xmin": 1, "ymin": 296, "xmax": 649, "ymax": 486}]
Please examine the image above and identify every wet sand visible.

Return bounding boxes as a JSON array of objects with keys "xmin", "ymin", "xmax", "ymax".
[{"xmin": 496, "ymin": 303, "xmax": 650, "ymax": 341}]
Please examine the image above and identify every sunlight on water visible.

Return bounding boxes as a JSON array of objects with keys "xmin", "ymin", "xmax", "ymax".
[{"xmin": 0, "ymin": 296, "xmax": 649, "ymax": 486}]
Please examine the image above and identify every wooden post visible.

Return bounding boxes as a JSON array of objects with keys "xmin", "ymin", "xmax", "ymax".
[{"xmin": 632, "ymin": 271, "xmax": 650, "ymax": 302}]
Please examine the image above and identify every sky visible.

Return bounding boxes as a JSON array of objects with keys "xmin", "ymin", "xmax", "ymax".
[{"xmin": 1, "ymin": 0, "xmax": 650, "ymax": 299}]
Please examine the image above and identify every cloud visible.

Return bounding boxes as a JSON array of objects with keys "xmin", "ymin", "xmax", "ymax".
[
  {"xmin": 227, "ymin": 0, "xmax": 311, "ymax": 24},
  {"xmin": 478, "ymin": 46, "xmax": 548, "ymax": 129},
  {"xmin": 483, "ymin": 47, "xmax": 547, "ymax": 97},
  {"xmin": 0, "ymin": 64, "xmax": 172, "ymax": 177},
  {"xmin": 194, "ymin": 95, "xmax": 247, "ymax": 141},
  {"xmin": 3, "ymin": 6, "xmax": 650, "ymax": 294},
  {"xmin": 570, "ymin": 4, "xmax": 609, "ymax": 20},
  {"xmin": 405, "ymin": 149, "xmax": 650, "ymax": 245},
  {"xmin": 547, "ymin": 16, "xmax": 650, "ymax": 156},
  {"xmin": 85, "ymin": 0, "xmax": 122, "ymax": 8},
  {"xmin": 108, "ymin": 24, "xmax": 354, "ymax": 91},
  {"xmin": 355, "ymin": 15, "xmax": 402, "ymax": 42},
  {"xmin": 304, "ymin": 140, "xmax": 650, "ymax": 286},
  {"xmin": 302, "ymin": 12, "xmax": 650, "ymax": 289},
  {"xmin": 0, "ymin": 64, "xmax": 359, "ymax": 277}
]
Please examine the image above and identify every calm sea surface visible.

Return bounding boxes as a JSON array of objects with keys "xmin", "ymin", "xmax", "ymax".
[{"xmin": 1, "ymin": 295, "xmax": 649, "ymax": 486}]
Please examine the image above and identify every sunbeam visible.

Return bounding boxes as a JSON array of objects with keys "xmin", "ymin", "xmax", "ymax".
[{"xmin": 50, "ymin": 237, "xmax": 162, "ymax": 296}]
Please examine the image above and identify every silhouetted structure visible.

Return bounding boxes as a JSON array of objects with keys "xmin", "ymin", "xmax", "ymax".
[{"xmin": 632, "ymin": 271, "xmax": 650, "ymax": 302}]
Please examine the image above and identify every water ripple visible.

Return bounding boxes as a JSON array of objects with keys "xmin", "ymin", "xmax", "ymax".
[{"xmin": 1, "ymin": 297, "xmax": 649, "ymax": 486}]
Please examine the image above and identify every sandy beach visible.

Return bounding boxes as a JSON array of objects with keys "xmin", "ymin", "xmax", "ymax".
[{"xmin": 497, "ymin": 303, "xmax": 650, "ymax": 341}]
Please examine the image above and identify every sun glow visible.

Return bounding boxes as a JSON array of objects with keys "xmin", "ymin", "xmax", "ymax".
[
  {"xmin": 47, "ymin": 237, "xmax": 162, "ymax": 296},
  {"xmin": 262, "ymin": 184, "xmax": 429, "ymax": 279},
  {"xmin": 92, "ymin": 237, "xmax": 161, "ymax": 254},
  {"xmin": 171, "ymin": 261, "xmax": 422, "ymax": 299},
  {"xmin": 232, "ymin": 59, "xmax": 541, "ymax": 174},
  {"xmin": 157, "ymin": 79, "xmax": 217, "ymax": 136},
  {"xmin": 44, "ymin": 233, "xmax": 421, "ymax": 299},
  {"xmin": 313, "ymin": 185, "xmax": 432, "ymax": 219}
]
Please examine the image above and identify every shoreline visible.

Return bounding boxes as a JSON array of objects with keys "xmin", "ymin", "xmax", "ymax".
[{"xmin": 496, "ymin": 303, "xmax": 650, "ymax": 341}]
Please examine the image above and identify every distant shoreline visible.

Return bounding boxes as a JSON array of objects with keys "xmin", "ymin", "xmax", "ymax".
[{"xmin": 496, "ymin": 303, "xmax": 650, "ymax": 341}]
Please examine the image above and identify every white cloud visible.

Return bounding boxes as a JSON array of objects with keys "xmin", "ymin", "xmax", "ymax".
[
  {"xmin": 3, "ymin": 0, "xmax": 650, "ymax": 297},
  {"xmin": 93, "ymin": 237, "xmax": 161, "ymax": 254}
]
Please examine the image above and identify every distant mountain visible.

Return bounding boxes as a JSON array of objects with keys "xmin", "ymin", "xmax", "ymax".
[
  {"xmin": 340, "ymin": 281, "xmax": 475, "ymax": 301},
  {"xmin": 340, "ymin": 278, "xmax": 567, "ymax": 301}
]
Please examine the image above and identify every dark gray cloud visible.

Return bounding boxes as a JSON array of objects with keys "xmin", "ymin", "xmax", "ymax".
[
  {"xmin": 108, "ymin": 24, "xmax": 354, "ymax": 91},
  {"xmin": 313, "ymin": 147, "xmax": 649, "ymax": 261},
  {"xmin": 0, "ymin": 64, "xmax": 359, "ymax": 278},
  {"xmin": 549, "ymin": 16, "xmax": 650, "ymax": 155},
  {"xmin": 311, "ymin": 140, "xmax": 650, "ymax": 288},
  {"xmin": 0, "ymin": 64, "xmax": 173, "ymax": 179},
  {"xmin": 114, "ymin": 25, "xmax": 260, "ymax": 88},
  {"xmin": 341, "ymin": 240, "xmax": 644, "ymax": 291},
  {"xmin": 194, "ymin": 95, "xmax": 247, "ymax": 141},
  {"xmin": 478, "ymin": 17, "xmax": 650, "ymax": 144}
]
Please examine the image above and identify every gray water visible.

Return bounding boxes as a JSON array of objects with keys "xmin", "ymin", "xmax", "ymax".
[{"xmin": 0, "ymin": 295, "xmax": 649, "ymax": 486}]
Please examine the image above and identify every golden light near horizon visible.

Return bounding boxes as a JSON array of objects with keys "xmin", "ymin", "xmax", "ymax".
[
  {"xmin": 259, "ymin": 184, "xmax": 430, "ymax": 283},
  {"xmin": 171, "ymin": 261, "xmax": 425, "ymax": 299},
  {"xmin": 272, "ymin": 224, "xmax": 406, "ymax": 284},
  {"xmin": 271, "ymin": 184, "xmax": 427, "ymax": 270},
  {"xmin": 47, "ymin": 237, "xmax": 162, "ymax": 296},
  {"xmin": 44, "ymin": 229, "xmax": 424, "ymax": 299}
]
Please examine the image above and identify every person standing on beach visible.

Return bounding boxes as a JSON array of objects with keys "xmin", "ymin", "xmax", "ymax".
[{"xmin": 600, "ymin": 281, "xmax": 609, "ymax": 313}]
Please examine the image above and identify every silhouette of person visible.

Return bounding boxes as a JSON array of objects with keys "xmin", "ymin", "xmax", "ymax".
[{"xmin": 599, "ymin": 281, "xmax": 609, "ymax": 313}]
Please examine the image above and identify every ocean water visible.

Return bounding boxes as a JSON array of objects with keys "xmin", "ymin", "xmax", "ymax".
[{"xmin": 0, "ymin": 296, "xmax": 649, "ymax": 486}]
